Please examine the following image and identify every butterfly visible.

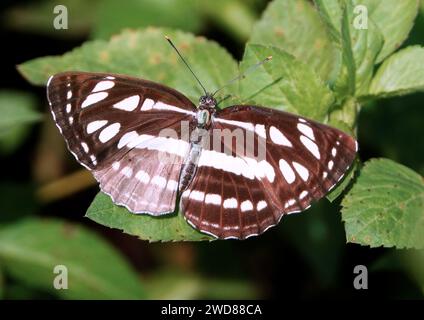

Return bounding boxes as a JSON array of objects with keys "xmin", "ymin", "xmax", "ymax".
[{"xmin": 47, "ymin": 39, "xmax": 357, "ymax": 240}]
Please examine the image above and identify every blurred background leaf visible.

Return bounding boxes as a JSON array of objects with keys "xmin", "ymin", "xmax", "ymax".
[
  {"xmin": 92, "ymin": 0, "xmax": 203, "ymax": 40},
  {"xmin": 0, "ymin": 218, "xmax": 146, "ymax": 299},
  {"xmin": 144, "ymin": 268, "xmax": 257, "ymax": 299},
  {"xmin": 3, "ymin": 0, "xmax": 98, "ymax": 38},
  {"xmin": 0, "ymin": 90, "xmax": 41, "ymax": 155}
]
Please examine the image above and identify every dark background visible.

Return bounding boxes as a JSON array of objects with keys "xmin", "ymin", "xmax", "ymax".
[{"xmin": 0, "ymin": 0, "xmax": 423, "ymax": 299}]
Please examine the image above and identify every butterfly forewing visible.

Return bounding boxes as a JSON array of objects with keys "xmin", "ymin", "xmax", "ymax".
[
  {"xmin": 181, "ymin": 105, "xmax": 357, "ymax": 239},
  {"xmin": 47, "ymin": 71, "xmax": 196, "ymax": 214}
]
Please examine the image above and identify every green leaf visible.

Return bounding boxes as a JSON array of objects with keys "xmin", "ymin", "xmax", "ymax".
[
  {"xmin": 86, "ymin": 192, "xmax": 213, "ymax": 242},
  {"xmin": 332, "ymin": 2, "xmax": 356, "ymax": 99},
  {"xmin": 0, "ymin": 90, "xmax": 42, "ymax": 154},
  {"xmin": 342, "ymin": 158, "xmax": 424, "ymax": 249},
  {"xmin": 369, "ymin": 46, "xmax": 424, "ymax": 98},
  {"xmin": 314, "ymin": 0, "xmax": 344, "ymax": 44},
  {"xmin": 144, "ymin": 269, "xmax": 257, "ymax": 299},
  {"xmin": 239, "ymin": 44, "xmax": 335, "ymax": 122},
  {"xmin": 350, "ymin": 0, "xmax": 384, "ymax": 95},
  {"xmin": 249, "ymin": 0, "xmax": 339, "ymax": 83},
  {"xmin": 329, "ymin": 1, "xmax": 384, "ymax": 98},
  {"xmin": 0, "ymin": 218, "xmax": 146, "ymax": 299},
  {"xmin": 18, "ymin": 28, "xmax": 238, "ymax": 104},
  {"xmin": 361, "ymin": 0, "xmax": 419, "ymax": 63},
  {"xmin": 92, "ymin": 0, "xmax": 202, "ymax": 40}
]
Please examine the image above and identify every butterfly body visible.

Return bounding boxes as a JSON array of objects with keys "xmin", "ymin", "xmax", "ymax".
[{"xmin": 47, "ymin": 71, "xmax": 357, "ymax": 239}]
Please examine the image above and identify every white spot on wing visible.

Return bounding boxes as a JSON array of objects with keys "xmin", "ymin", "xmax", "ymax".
[
  {"xmin": 121, "ymin": 166, "xmax": 133, "ymax": 178},
  {"xmin": 328, "ymin": 160, "xmax": 334, "ymax": 170},
  {"xmin": 66, "ymin": 103, "xmax": 71, "ymax": 113},
  {"xmin": 292, "ymin": 162, "xmax": 309, "ymax": 181},
  {"xmin": 92, "ymin": 81, "xmax": 115, "ymax": 92},
  {"xmin": 118, "ymin": 131, "xmax": 139, "ymax": 149},
  {"xmin": 87, "ymin": 120, "xmax": 108, "ymax": 134},
  {"xmin": 198, "ymin": 150, "xmax": 275, "ymax": 183},
  {"xmin": 299, "ymin": 190, "xmax": 308, "ymax": 200},
  {"xmin": 285, "ymin": 199, "xmax": 296, "ymax": 209},
  {"xmin": 223, "ymin": 198, "xmax": 238, "ymax": 209},
  {"xmin": 279, "ymin": 159, "xmax": 295, "ymax": 184},
  {"xmin": 270, "ymin": 126, "xmax": 292, "ymax": 147},
  {"xmin": 257, "ymin": 200, "xmax": 267, "ymax": 211},
  {"xmin": 67, "ymin": 91, "xmax": 72, "ymax": 99},
  {"xmin": 99, "ymin": 123, "xmax": 121, "ymax": 143},
  {"xmin": 214, "ymin": 118, "xmax": 255, "ymax": 132},
  {"xmin": 69, "ymin": 116, "xmax": 74, "ymax": 124},
  {"xmin": 113, "ymin": 95, "xmax": 140, "ymax": 111},
  {"xmin": 331, "ymin": 147, "xmax": 337, "ymax": 157},
  {"xmin": 81, "ymin": 92, "xmax": 108, "ymax": 108},
  {"xmin": 297, "ymin": 123, "xmax": 315, "ymax": 141},
  {"xmin": 241, "ymin": 200, "xmax": 253, "ymax": 212},
  {"xmin": 255, "ymin": 124, "xmax": 266, "ymax": 139},
  {"xmin": 189, "ymin": 190, "xmax": 205, "ymax": 202},
  {"xmin": 152, "ymin": 175, "xmax": 167, "ymax": 188},
  {"xmin": 205, "ymin": 194, "xmax": 221, "ymax": 205},
  {"xmin": 153, "ymin": 101, "xmax": 195, "ymax": 115},
  {"xmin": 141, "ymin": 98, "xmax": 154, "ymax": 111},
  {"xmin": 90, "ymin": 155, "xmax": 97, "ymax": 166},
  {"xmin": 135, "ymin": 170, "xmax": 150, "ymax": 183},
  {"xmin": 167, "ymin": 180, "xmax": 178, "ymax": 191},
  {"xmin": 81, "ymin": 142, "xmax": 89, "ymax": 153},
  {"xmin": 112, "ymin": 162, "xmax": 120, "ymax": 171},
  {"xmin": 300, "ymin": 135, "xmax": 320, "ymax": 159}
]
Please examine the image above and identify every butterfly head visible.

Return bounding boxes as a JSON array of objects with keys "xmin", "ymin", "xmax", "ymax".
[
  {"xmin": 196, "ymin": 94, "xmax": 217, "ymax": 128},
  {"xmin": 199, "ymin": 94, "xmax": 217, "ymax": 109}
]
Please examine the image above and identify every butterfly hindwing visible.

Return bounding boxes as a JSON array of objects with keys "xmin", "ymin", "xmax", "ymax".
[{"xmin": 181, "ymin": 105, "xmax": 357, "ymax": 239}]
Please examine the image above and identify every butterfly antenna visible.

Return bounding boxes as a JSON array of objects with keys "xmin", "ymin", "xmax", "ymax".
[
  {"xmin": 212, "ymin": 55, "xmax": 272, "ymax": 97},
  {"xmin": 165, "ymin": 35, "xmax": 207, "ymax": 95}
]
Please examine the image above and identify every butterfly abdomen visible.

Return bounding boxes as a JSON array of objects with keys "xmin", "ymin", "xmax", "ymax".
[{"xmin": 178, "ymin": 142, "xmax": 202, "ymax": 192}]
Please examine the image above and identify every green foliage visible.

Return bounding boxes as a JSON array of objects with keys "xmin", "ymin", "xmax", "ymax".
[
  {"xmin": 240, "ymin": 44, "xmax": 335, "ymax": 121},
  {"xmin": 86, "ymin": 192, "xmax": 213, "ymax": 242},
  {"xmin": 19, "ymin": 28, "xmax": 238, "ymax": 105},
  {"xmin": 92, "ymin": 0, "xmax": 203, "ymax": 40},
  {"xmin": 0, "ymin": 90, "xmax": 41, "ymax": 154},
  {"xmin": 3, "ymin": 0, "xmax": 97, "ymax": 38},
  {"xmin": 359, "ymin": 0, "xmax": 419, "ymax": 63},
  {"xmin": 342, "ymin": 159, "xmax": 424, "ymax": 249},
  {"xmin": 369, "ymin": 46, "xmax": 424, "ymax": 98},
  {"xmin": 250, "ymin": 0, "xmax": 339, "ymax": 83},
  {"xmin": 0, "ymin": 218, "xmax": 146, "ymax": 299},
  {"xmin": 144, "ymin": 269, "xmax": 257, "ymax": 299}
]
